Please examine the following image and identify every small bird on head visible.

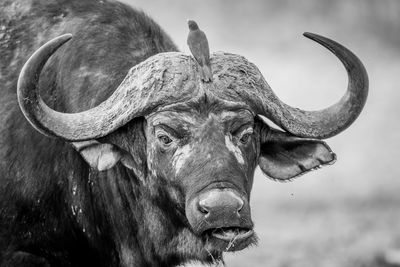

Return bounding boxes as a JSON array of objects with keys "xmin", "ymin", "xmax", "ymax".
[{"xmin": 187, "ymin": 20, "xmax": 213, "ymax": 82}]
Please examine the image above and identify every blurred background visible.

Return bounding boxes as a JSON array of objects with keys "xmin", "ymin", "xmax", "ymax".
[{"xmin": 120, "ymin": 0, "xmax": 400, "ymax": 266}]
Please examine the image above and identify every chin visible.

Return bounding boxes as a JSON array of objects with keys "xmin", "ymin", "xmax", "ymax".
[
  {"xmin": 203, "ymin": 227, "xmax": 257, "ymax": 252},
  {"xmin": 171, "ymin": 227, "xmax": 257, "ymax": 266}
]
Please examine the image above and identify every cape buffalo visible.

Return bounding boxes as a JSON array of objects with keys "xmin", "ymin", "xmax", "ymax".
[{"xmin": 0, "ymin": 0, "xmax": 368, "ymax": 266}]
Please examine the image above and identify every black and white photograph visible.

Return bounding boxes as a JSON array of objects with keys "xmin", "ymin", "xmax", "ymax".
[{"xmin": 0, "ymin": 0, "xmax": 399, "ymax": 266}]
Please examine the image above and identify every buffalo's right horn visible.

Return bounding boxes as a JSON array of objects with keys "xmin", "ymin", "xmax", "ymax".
[
  {"xmin": 207, "ymin": 33, "xmax": 368, "ymax": 140},
  {"xmin": 260, "ymin": 32, "xmax": 369, "ymax": 139}
]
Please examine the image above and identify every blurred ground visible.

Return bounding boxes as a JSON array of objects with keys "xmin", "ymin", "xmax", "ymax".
[{"xmin": 120, "ymin": 0, "xmax": 400, "ymax": 266}]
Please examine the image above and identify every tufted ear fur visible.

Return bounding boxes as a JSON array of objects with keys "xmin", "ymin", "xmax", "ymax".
[
  {"xmin": 72, "ymin": 140, "xmax": 136, "ymax": 171},
  {"xmin": 258, "ymin": 124, "xmax": 336, "ymax": 181}
]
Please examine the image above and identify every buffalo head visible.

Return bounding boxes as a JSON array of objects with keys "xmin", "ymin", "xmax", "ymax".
[{"xmin": 17, "ymin": 32, "xmax": 368, "ymax": 259}]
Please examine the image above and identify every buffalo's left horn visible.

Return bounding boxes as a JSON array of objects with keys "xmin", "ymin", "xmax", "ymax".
[
  {"xmin": 263, "ymin": 32, "xmax": 368, "ymax": 139},
  {"xmin": 17, "ymin": 34, "xmax": 197, "ymax": 141}
]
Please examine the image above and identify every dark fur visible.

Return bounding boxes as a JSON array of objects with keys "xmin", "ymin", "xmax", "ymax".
[{"xmin": 0, "ymin": 0, "xmax": 204, "ymax": 266}]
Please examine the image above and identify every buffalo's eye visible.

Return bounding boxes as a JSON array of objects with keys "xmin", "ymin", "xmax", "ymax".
[
  {"xmin": 158, "ymin": 134, "xmax": 173, "ymax": 145},
  {"xmin": 240, "ymin": 133, "xmax": 251, "ymax": 144},
  {"xmin": 239, "ymin": 128, "xmax": 253, "ymax": 144}
]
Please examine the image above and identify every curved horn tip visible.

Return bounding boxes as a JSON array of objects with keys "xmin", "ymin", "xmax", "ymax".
[
  {"xmin": 60, "ymin": 33, "xmax": 73, "ymax": 39},
  {"xmin": 303, "ymin": 32, "xmax": 317, "ymax": 39},
  {"xmin": 303, "ymin": 32, "xmax": 331, "ymax": 45},
  {"xmin": 50, "ymin": 33, "xmax": 73, "ymax": 43}
]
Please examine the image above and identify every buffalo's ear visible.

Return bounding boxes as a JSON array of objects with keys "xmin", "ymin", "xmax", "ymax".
[
  {"xmin": 258, "ymin": 126, "xmax": 336, "ymax": 181},
  {"xmin": 72, "ymin": 140, "xmax": 136, "ymax": 171}
]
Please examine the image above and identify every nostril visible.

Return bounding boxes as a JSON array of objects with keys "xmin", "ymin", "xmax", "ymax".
[
  {"xmin": 199, "ymin": 206, "xmax": 209, "ymax": 215},
  {"xmin": 237, "ymin": 206, "xmax": 243, "ymax": 213},
  {"xmin": 237, "ymin": 198, "xmax": 244, "ymax": 213},
  {"xmin": 198, "ymin": 200, "xmax": 209, "ymax": 215}
]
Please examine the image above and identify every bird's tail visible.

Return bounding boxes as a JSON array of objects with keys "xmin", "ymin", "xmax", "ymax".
[{"xmin": 201, "ymin": 65, "xmax": 213, "ymax": 82}]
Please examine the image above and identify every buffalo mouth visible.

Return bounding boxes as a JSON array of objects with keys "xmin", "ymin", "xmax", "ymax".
[{"xmin": 203, "ymin": 226, "xmax": 255, "ymax": 251}]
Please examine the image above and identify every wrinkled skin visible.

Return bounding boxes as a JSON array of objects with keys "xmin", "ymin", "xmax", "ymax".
[
  {"xmin": 82, "ymin": 102, "xmax": 263, "ymax": 265},
  {"xmin": 145, "ymin": 101, "xmax": 259, "ymax": 250}
]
